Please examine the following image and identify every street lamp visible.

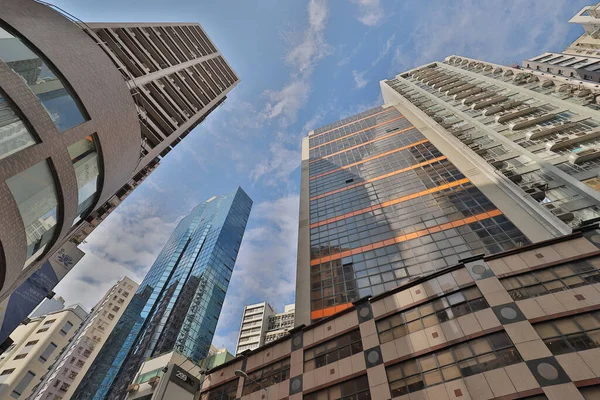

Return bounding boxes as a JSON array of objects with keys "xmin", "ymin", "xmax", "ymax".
[{"xmin": 234, "ymin": 369, "xmax": 269, "ymax": 399}]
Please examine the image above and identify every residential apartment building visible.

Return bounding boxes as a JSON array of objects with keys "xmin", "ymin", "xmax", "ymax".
[
  {"xmin": 564, "ymin": 3, "xmax": 600, "ymax": 57},
  {"xmin": 236, "ymin": 302, "xmax": 274, "ymax": 354},
  {"xmin": 199, "ymin": 226, "xmax": 600, "ymax": 400},
  {"xmin": 29, "ymin": 277, "xmax": 139, "ymax": 400},
  {"xmin": 266, "ymin": 304, "xmax": 296, "ymax": 344},
  {"xmin": 0, "ymin": 0, "xmax": 239, "ymax": 335},
  {"xmin": 0, "ymin": 304, "xmax": 87, "ymax": 399},
  {"xmin": 236, "ymin": 303, "xmax": 295, "ymax": 355},
  {"xmin": 74, "ymin": 188, "xmax": 252, "ymax": 400}
]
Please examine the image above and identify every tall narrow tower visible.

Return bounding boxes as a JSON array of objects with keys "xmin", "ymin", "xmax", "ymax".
[{"xmin": 72, "ymin": 188, "xmax": 252, "ymax": 399}]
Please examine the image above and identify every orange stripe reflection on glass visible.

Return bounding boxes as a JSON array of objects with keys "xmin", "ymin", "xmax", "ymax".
[
  {"xmin": 309, "ymin": 156, "xmax": 447, "ymax": 201},
  {"xmin": 310, "ymin": 116, "xmax": 405, "ymax": 150},
  {"xmin": 310, "ymin": 108, "xmax": 395, "ymax": 140},
  {"xmin": 310, "ymin": 139, "xmax": 430, "ymax": 181},
  {"xmin": 310, "ymin": 178, "xmax": 471, "ymax": 229},
  {"xmin": 310, "ymin": 302, "xmax": 353, "ymax": 320},
  {"xmin": 309, "ymin": 209, "xmax": 503, "ymax": 266},
  {"xmin": 309, "ymin": 126, "xmax": 416, "ymax": 164}
]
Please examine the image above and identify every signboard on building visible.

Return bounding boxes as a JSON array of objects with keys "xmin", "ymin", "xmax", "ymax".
[
  {"xmin": 0, "ymin": 242, "xmax": 85, "ymax": 342},
  {"xmin": 169, "ymin": 364, "xmax": 200, "ymax": 394}
]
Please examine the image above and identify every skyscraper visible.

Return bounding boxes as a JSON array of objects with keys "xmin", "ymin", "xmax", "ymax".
[
  {"xmin": 73, "ymin": 187, "xmax": 252, "ymax": 400},
  {"xmin": 0, "ymin": 0, "xmax": 239, "ymax": 322},
  {"xmin": 296, "ymin": 37, "xmax": 600, "ymax": 325}
]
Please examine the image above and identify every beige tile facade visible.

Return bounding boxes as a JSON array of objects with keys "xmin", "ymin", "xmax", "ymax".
[{"xmin": 201, "ymin": 227, "xmax": 600, "ymax": 399}]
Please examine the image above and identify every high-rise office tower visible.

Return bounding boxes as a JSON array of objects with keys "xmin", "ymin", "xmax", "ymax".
[
  {"xmin": 296, "ymin": 43, "xmax": 600, "ymax": 324},
  {"xmin": 0, "ymin": 304, "xmax": 88, "ymax": 399},
  {"xmin": 0, "ymin": 0, "xmax": 239, "ymax": 322},
  {"xmin": 29, "ymin": 277, "xmax": 139, "ymax": 400},
  {"xmin": 235, "ymin": 302, "xmax": 295, "ymax": 355},
  {"xmin": 73, "ymin": 188, "xmax": 252, "ymax": 400}
]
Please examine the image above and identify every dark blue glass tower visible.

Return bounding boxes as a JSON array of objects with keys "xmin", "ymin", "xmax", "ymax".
[{"xmin": 73, "ymin": 187, "xmax": 252, "ymax": 400}]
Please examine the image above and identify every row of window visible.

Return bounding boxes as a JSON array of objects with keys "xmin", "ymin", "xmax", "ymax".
[
  {"xmin": 304, "ymin": 329, "xmax": 363, "ymax": 372},
  {"xmin": 534, "ymin": 311, "xmax": 600, "ymax": 356},
  {"xmin": 500, "ymin": 257, "xmax": 600, "ymax": 301},
  {"xmin": 386, "ymin": 332, "xmax": 521, "ymax": 396},
  {"xmin": 376, "ymin": 286, "xmax": 489, "ymax": 344},
  {"xmin": 242, "ymin": 358, "xmax": 290, "ymax": 396}
]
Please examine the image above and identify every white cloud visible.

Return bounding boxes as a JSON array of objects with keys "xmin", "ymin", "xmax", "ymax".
[
  {"xmin": 393, "ymin": 0, "xmax": 583, "ymax": 73},
  {"xmin": 262, "ymin": 80, "xmax": 311, "ymax": 125},
  {"xmin": 350, "ymin": 33, "xmax": 394, "ymax": 90},
  {"xmin": 214, "ymin": 195, "xmax": 299, "ymax": 352},
  {"xmin": 285, "ymin": 0, "xmax": 331, "ymax": 75},
  {"xmin": 54, "ymin": 198, "xmax": 179, "ymax": 309},
  {"xmin": 352, "ymin": 70, "xmax": 369, "ymax": 89},
  {"xmin": 249, "ymin": 141, "xmax": 301, "ymax": 187},
  {"xmin": 351, "ymin": 0, "xmax": 385, "ymax": 26}
]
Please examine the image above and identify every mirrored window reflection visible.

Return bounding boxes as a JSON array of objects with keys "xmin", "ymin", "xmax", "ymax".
[
  {"xmin": 6, "ymin": 160, "xmax": 58, "ymax": 267},
  {"xmin": 0, "ymin": 93, "xmax": 35, "ymax": 160},
  {"xmin": 67, "ymin": 136, "xmax": 101, "ymax": 225},
  {"xmin": 0, "ymin": 26, "xmax": 86, "ymax": 132}
]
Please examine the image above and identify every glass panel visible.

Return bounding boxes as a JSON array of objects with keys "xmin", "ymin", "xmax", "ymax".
[
  {"xmin": 575, "ymin": 314, "xmax": 600, "ymax": 330},
  {"xmin": 555, "ymin": 319, "xmax": 581, "ymax": 335},
  {"xmin": 423, "ymin": 370, "xmax": 442, "ymax": 386},
  {"xmin": 535, "ymin": 323, "xmax": 559, "ymax": 339},
  {"xmin": 67, "ymin": 136, "xmax": 101, "ymax": 225},
  {"xmin": 0, "ymin": 94, "xmax": 36, "ymax": 160},
  {"xmin": 6, "ymin": 160, "xmax": 58, "ymax": 267},
  {"xmin": 0, "ymin": 26, "xmax": 86, "ymax": 132}
]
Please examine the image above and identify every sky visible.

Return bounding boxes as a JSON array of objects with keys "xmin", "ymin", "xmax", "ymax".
[{"xmin": 52, "ymin": 0, "xmax": 589, "ymax": 353}]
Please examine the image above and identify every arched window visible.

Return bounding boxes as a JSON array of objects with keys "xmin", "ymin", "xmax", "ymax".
[
  {"xmin": 6, "ymin": 160, "xmax": 59, "ymax": 267},
  {"xmin": 0, "ymin": 24, "xmax": 87, "ymax": 132}
]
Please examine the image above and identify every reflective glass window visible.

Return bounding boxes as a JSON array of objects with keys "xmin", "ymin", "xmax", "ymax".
[
  {"xmin": 0, "ymin": 92, "xmax": 35, "ymax": 160},
  {"xmin": 6, "ymin": 160, "xmax": 58, "ymax": 267},
  {"xmin": 0, "ymin": 25, "xmax": 86, "ymax": 132},
  {"xmin": 67, "ymin": 136, "xmax": 101, "ymax": 225}
]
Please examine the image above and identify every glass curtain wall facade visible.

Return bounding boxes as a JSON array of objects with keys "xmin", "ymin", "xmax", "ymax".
[
  {"xmin": 301, "ymin": 106, "xmax": 531, "ymax": 323},
  {"xmin": 72, "ymin": 187, "xmax": 252, "ymax": 400}
]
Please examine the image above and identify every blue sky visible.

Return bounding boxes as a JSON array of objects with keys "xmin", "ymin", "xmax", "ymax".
[{"xmin": 53, "ymin": 0, "xmax": 588, "ymax": 353}]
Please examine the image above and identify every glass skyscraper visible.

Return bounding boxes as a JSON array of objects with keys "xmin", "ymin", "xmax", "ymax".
[
  {"xmin": 73, "ymin": 187, "xmax": 252, "ymax": 399},
  {"xmin": 295, "ymin": 104, "xmax": 570, "ymax": 325}
]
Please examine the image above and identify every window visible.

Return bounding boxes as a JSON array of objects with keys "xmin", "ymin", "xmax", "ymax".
[
  {"xmin": 377, "ymin": 286, "xmax": 489, "ymax": 344},
  {"xmin": 0, "ymin": 368, "xmax": 14, "ymax": 384},
  {"xmin": 44, "ymin": 319, "xmax": 56, "ymax": 325},
  {"xmin": 304, "ymin": 375, "xmax": 370, "ymax": 400},
  {"xmin": 242, "ymin": 358, "xmax": 290, "ymax": 396},
  {"xmin": 501, "ymin": 258, "xmax": 600, "ymax": 301},
  {"xmin": 0, "ymin": 91, "xmax": 36, "ymax": 160},
  {"xmin": 11, "ymin": 371, "xmax": 35, "ymax": 398},
  {"xmin": 6, "ymin": 161, "xmax": 59, "ymax": 267},
  {"xmin": 39, "ymin": 342, "xmax": 57, "ymax": 363},
  {"xmin": 60, "ymin": 322, "xmax": 73, "ymax": 336},
  {"xmin": 386, "ymin": 332, "xmax": 521, "ymax": 397},
  {"xmin": 68, "ymin": 370, "xmax": 78, "ymax": 380},
  {"xmin": 200, "ymin": 378, "xmax": 239, "ymax": 400},
  {"xmin": 135, "ymin": 368, "xmax": 164, "ymax": 384},
  {"xmin": 15, "ymin": 340, "xmax": 38, "ymax": 360},
  {"xmin": 67, "ymin": 136, "xmax": 101, "ymax": 225},
  {"xmin": 534, "ymin": 311, "xmax": 600, "ymax": 356},
  {"xmin": 36, "ymin": 328, "xmax": 49, "ymax": 334},
  {"xmin": 304, "ymin": 330, "xmax": 363, "ymax": 371},
  {"xmin": 0, "ymin": 25, "xmax": 87, "ymax": 132}
]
